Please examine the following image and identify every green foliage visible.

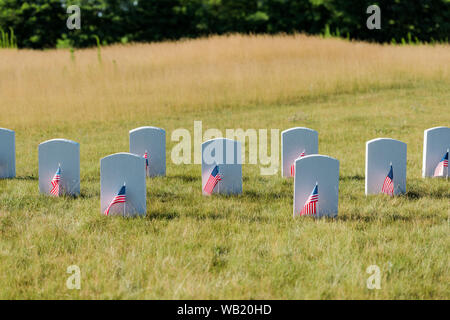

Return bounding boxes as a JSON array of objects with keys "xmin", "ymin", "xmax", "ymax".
[
  {"xmin": 93, "ymin": 34, "xmax": 102, "ymax": 63},
  {"xmin": 0, "ymin": 27, "xmax": 17, "ymax": 48},
  {"xmin": 0, "ymin": 0, "xmax": 65, "ymax": 48},
  {"xmin": 0, "ymin": 0, "xmax": 449, "ymax": 48}
]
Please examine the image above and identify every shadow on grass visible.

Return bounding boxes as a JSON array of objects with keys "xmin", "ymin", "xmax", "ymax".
[
  {"xmin": 338, "ymin": 214, "xmax": 385, "ymax": 223},
  {"xmin": 150, "ymin": 190, "xmax": 191, "ymax": 201},
  {"xmin": 78, "ymin": 192, "xmax": 99, "ymax": 199},
  {"xmin": 147, "ymin": 210, "xmax": 180, "ymax": 221},
  {"xmin": 14, "ymin": 176, "xmax": 38, "ymax": 181},
  {"xmin": 403, "ymin": 189, "xmax": 448, "ymax": 200},
  {"xmin": 188, "ymin": 211, "xmax": 271, "ymax": 223},
  {"xmin": 405, "ymin": 190, "xmax": 422, "ymax": 200},
  {"xmin": 243, "ymin": 189, "xmax": 290, "ymax": 200},
  {"xmin": 341, "ymin": 174, "xmax": 364, "ymax": 181},
  {"xmin": 339, "ymin": 212, "xmax": 439, "ymax": 223},
  {"xmin": 338, "ymin": 214, "xmax": 415, "ymax": 223},
  {"xmin": 190, "ymin": 212, "xmax": 225, "ymax": 221},
  {"xmin": 169, "ymin": 174, "xmax": 199, "ymax": 183},
  {"xmin": 81, "ymin": 177, "xmax": 101, "ymax": 183}
]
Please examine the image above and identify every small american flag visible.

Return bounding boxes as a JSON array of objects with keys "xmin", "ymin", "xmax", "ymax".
[
  {"xmin": 381, "ymin": 164, "xmax": 394, "ymax": 196},
  {"xmin": 104, "ymin": 185, "xmax": 126, "ymax": 216},
  {"xmin": 290, "ymin": 150, "xmax": 306, "ymax": 177},
  {"xmin": 144, "ymin": 151, "xmax": 149, "ymax": 172},
  {"xmin": 203, "ymin": 165, "xmax": 222, "ymax": 195},
  {"xmin": 433, "ymin": 151, "xmax": 448, "ymax": 177},
  {"xmin": 300, "ymin": 183, "xmax": 318, "ymax": 216},
  {"xmin": 50, "ymin": 166, "xmax": 61, "ymax": 196}
]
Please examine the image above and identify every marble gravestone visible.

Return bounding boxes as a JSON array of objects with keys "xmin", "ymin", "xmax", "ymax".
[
  {"xmin": 422, "ymin": 127, "xmax": 450, "ymax": 178},
  {"xmin": 293, "ymin": 155, "xmax": 339, "ymax": 218},
  {"xmin": 100, "ymin": 152, "xmax": 146, "ymax": 217},
  {"xmin": 201, "ymin": 138, "xmax": 242, "ymax": 195},
  {"xmin": 38, "ymin": 139, "xmax": 80, "ymax": 196},
  {"xmin": 0, "ymin": 128, "xmax": 15, "ymax": 179},
  {"xmin": 129, "ymin": 126, "xmax": 166, "ymax": 177},
  {"xmin": 365, "ymin": 138, "xmax": 407, "ymax": 195},
  {"xmin": 281, "ymin": 127, "xmax": 318, "ymax": 177}
]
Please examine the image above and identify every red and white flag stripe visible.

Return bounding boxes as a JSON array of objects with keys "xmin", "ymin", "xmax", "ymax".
[
  {"xmin": 381, "ymin": 176, "xmax": 394, "ymax": 196},
  {"xmin": 204, "ymin": 175, "xmax": 222, "ymax": 194},
  {"xmin": 104, "ymin": 195, "xmax": 126, "ymax": 216},
  {"xmin": 290, "ymin": 150, "xmax": 306, "ymax": 177},
  {"xmin": 433, "ymin": 157, "xmax": 448, "ymax": 177},
  {"xmin": 299, "ymin": 184, "xmax": 318, "ymax": 216},
  {"xmin": 50, "ymin": 168, "xmax": 61, "ymax": 197}
]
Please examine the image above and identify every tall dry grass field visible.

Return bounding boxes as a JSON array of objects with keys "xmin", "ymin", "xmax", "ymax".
[
  {"xmin": 0, "ymin": 35, "xmax": 449, "ymax": 299},
  {"xmin": 1, "ymin": 34, "xmax": 449, "ymax": 126}
]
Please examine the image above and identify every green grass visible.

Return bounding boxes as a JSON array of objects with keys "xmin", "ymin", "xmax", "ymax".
[
  {"xmin": 0, "ymin": 27, "xmax": 17, "ymax": 49},
  {"xmin": 0, "ymin": 79, "xmax": 448, "ymax": 299}
]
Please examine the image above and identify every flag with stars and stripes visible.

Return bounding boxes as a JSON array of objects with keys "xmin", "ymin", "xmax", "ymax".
[
  {"xmin": 434, "ymin": 151, "xmax": 448, "ymax": 177},
  {"xmin": 50, "ymin": 166, "xmax": 61, "ymax": 196},
  {"xmin": 290, "ymin": 150, "xmax": 306, "ymax": 177},
  {"xmin": 300, "ymin": 184, "xmax": 318, "ymax": 216},
  {"xmin": 381, "ymin": 164, "xmax": 394, "ymax": 196},
  {"xmin": 203, "ymin": 165, "xmax": 222, "ymax": 195},
  {"xmin": 104, "ymin": 185, "xmax": 126, "ymax": 216}
]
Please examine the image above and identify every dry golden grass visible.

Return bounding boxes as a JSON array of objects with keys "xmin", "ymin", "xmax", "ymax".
[
  {"xmin": 0, "ymin": 34, "xmax": 449, "ymax": 299},
  {"xmin": 1, "ymin": 34, "xmax": 449, "ymax": 126}
]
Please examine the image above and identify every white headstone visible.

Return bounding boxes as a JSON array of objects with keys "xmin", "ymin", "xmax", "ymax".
[
  {"xmin": 281, "ymin": 127, "xmax": 318, "ymax": 177},
  {"xmin": 365, "ymin": 138, "xmax": 407, "ymax": 195},
  {"xmin": 100, "ymin": 152, "xmax": 146, "ymax": 217},
  {"xmin": 201, "ymin": 138, "xmax": 242, "ymax": 195},
  {"xmin": 293, "ymin": 155, "xmax": 339, "ymax": 218},
  {"xmin": 0, "ymin": 128, "xmax": 15, "ymax": 179},
  {"xmin": 422, "ymin": 127, "xmax": 450, "ymax": 177},
  {"xmin": 38, "ymin": 139, "xmax": 80, "ymax": 196},
  {"xmin": 129, "ymin": 126, "xmax": 166, "ymax": 177}
]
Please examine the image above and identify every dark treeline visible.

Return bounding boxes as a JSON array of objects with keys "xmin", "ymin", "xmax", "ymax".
[{"xmin": 0, "ymin": 0, "xmax": 449, "ymax": 49}]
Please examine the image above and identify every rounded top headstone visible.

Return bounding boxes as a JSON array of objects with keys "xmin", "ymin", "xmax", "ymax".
[
  {"xmin": 202, "ymin": 138, "xmax": 242, "ymax": 165},
  {"xmin": 365, "ymin": 138, "xmax": 407, "ymax": 195},
  {"xmin": 0, "ymin": 128, "xmax": 14, "ymax": 133},
  {"xmin": 366, "ymin": 137, "xmax": 407, "ymax": 146},
  {"xmin": 202, "ymin": 137, "xmax": 239, "ymax": 145},
  {"xmin": 101, "ymin": 152, "xmax": 144, "ymax": 162},
  {"xmin": 295, "ymin": 154, "xmax": 338, "ymax": 164},
  {"xmin": 39, "ymin": 138, "xmax": 79, "ymax": 147},
  {"xmin": 129, "ymin": 126, "xmax": 165, "ymax": 134},
  {"xmin": 281, "ymin": 127, "xmax": 318, "ymax": 135},
  {"xmin": 293, "ymin": 154, "xmax": 340, "ymax": 218},
  {"xmin": 0, "ymin": 128, "xmax": 15, "ymax": 179},
  {"xmin": 100, "ymin": 152, "xmax": 146, "ymax": 216},
  {"xmin": 422, "ymin": 126, "xmax": 450, "ymax": 177},
  {"xmin": 38, "ymin": 138, "xmax": 80, "ymax": 196},
  {"xmin": 425, "ymin": 126, "xmax": 449, "ymax": 132}
]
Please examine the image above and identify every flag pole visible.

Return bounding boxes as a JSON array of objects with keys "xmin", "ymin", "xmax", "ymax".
[
  {"xmin": 447, "ymin": 148, "xmax": 449, "ymax": 181},
  {"xmin": 123, "ymin": 181, "xmax": 126, "ymax": 216},
  {"xmin": 390, "ymin": 162, "xmax": 394, "ymax": 195},
  {"xmin": 58, "ymin": 163, "xmax": 61, "ymax": 196},
  {"xmin": 316, "ymin": 181, "xmax": 318, "ymax": 217},
  {"xmin": 145, "ymin": 150, "xmax": 148, "ymax": 177}
]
